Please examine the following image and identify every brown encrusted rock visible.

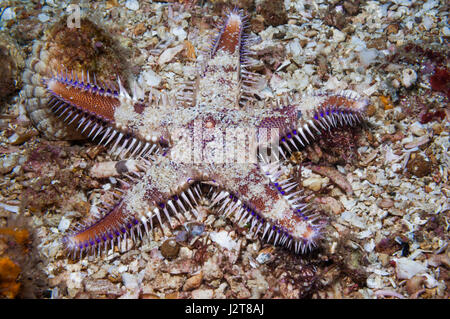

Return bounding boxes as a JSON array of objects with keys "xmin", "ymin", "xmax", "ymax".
[
  {"xmin": 11, "ymin": 15, "xmax": 45, "ymax": 42},
  {"xmin": 315, "ymin": 196, "xmax": 345, "ymax": 214},
  {"xmin": 365, "ymin": 103, "xmax": 377, "ymax": 117},
  {"xmin": 211, "ymin": 0, "xmax": 254, "ymax": 14},
  {"xmin": 406, "ymin": 153, "xmax": 432, "ymax": 177},
  {"xmin": 133, "ymin": 23, "xmax": 147, "ymax": 36},
  {"xmin": 224, "ymin": 274, "xmax": 251, "ymax": 298},
  {"xmin": 323, "ymin": 1, "xmax": 360, "ymax": 30},
  {"xmin": 311, "ymin": 165, "xmax": 353, "ymax": 195},
  {"xmin": 315, "ymin": 128, "xmax": 361, "ymax": 164},
  {"xmin": 160, "ymin": 239, "xmax": 180, "ymax": 259},
  {"xmin": 324, "ymin": 11, "xmax": 347, "ymax": 30},
  {"xmin": 257, "ymin": 0, "xmax": 288, "ymax": 27},
  {"xmin": 386, "ymin": 23, "xmax": 400, "ymax": 35},
  {"xmin": 0, "ymin": 31, "xmax": 25, "ymax": 103},
  {"xmin": 375, "ymin": 237, "xmax": 402, "ymax": 255},
  {"xmin": 251, "ymin": 15, "xmax": 265, "ymax": 33},
  {"xmin": 342, "ymin": 0, "xmax": 361, "ymax": 16}
]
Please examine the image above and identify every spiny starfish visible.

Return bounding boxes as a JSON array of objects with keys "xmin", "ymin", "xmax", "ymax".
[{"xmin": 38, "ymin": 10, "xmax": 368, "ymax": 258}]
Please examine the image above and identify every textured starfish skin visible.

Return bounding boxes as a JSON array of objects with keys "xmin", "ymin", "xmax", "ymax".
[{"xmin": 38, "ymin": 10, "xmax": 369, "ymax": 258}]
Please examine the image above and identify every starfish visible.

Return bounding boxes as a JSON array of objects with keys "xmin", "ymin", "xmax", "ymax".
[{"xmin": 38, "ymin": 10, "xmax": 368, "ymax": 258}]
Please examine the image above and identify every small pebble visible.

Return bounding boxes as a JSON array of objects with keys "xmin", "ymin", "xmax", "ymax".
[
  {"xmin": 67, "ymin": 272, "xmax": 83, "ymax": 290},
  {"xmin": 391, "ymin": 78, "xmax": 401, "ymax": 89},
  {"xmin": 0, "ymin": 153, "xmax": 19, "ymax": 174},
  {"xmin": 186, "ymin": 222, "xmax": 205, "ymax": 237},
  {"xmin": 210, "ymin": 231, "xmax": 238, "ymax": 251},
  {"xmin": 394, "ymin": 257, "xmax": 427, "ymax": 280},
  {"xmin": 46, "ymin": 0, "xmax": 58, "ymax": 7},
  {"xmin": 117, "ymin": 265, "xmax": 128, "ymax": 273},
  {"xmin": 141, "ymin": 69, "xmax": 161, "ymax": 87},
  {"xmin": 158, "ymin": 44, "xmax": 185, "ymax": 65},
  {"xmin": 443, "ymin": 26, "xmax": 450, "ymax": 37},
  {"xmin": 133, "ymin": 23, "xmax": 146, "ymax": 36},
  {"xmin": 302, "ymin": 176, "xmax": 327, "ymax": 192},
  {"xmin": 172, "ymin": 26, "xmax": 187, "ymax": 41},
  {"xmin": 405, "ymin": 275, "xmax": 426, "ymax": 295},
  {"xmin": 428, "ymin": 253, "xmax": 450, "ymax": 268},
  {"xmin": 401, "ymin": 68, "xmax": 417, "ymax": 88},
  {"xmin": 191, "ymin": 288, "xmax": 214, "ymax": 299},
  {"xmin": 421, "ymin": 16, "xmax": 433, "ymax": 30},
  {"xmin": 386, "ymin": 23, "xmax": 399, "ymax": 35},
  {"xmin": 359, "ymin": 48, "xmax": 379, "ymax": 67},
  {"xmin": 431, "ymin": 123, "xmax": 443, "ymax": 135},
  {"xmin": 377, "ymin": 198, "xmax": 394, "ymax": 209},
  {"xmin": 1, "ymin": 7, "xmax": 15, "ymax": 20},
  {"xmin": 365, "ymin": 103, "xmax": 376, "ymax": 117},
  {"xmin": 175, "ymin": 230, "xmax": 188, "ymax": 243},
  {"xmin": 38, "ymin": 13, "xmax": 50, "ymax": 23},
  {"xmin": 125, "ymin": 0, "xmax": 139, "ymax": 11},
  {"xmin": 122, "ymin": 273, "xmax": 139, "ymax": 290},
  {"xmin": 183, "ymin": 272, "xmax": 203, "ymax": 291},
  {"xmin": 202, "ymin": 256, "xmax": 223, "ymax": 281},
  {"xmin": 410, "ymin": 122, "xmax": 426, "ymax": 136},
  {"xmin": 8, "ymin": 131, "xmax": 35, "ymax": 145},
  {"xmin": 366, "ymin": 273, "xmax": 384, "ymax": 289},
  {"xmin": 256, "ymin": 247, "xmax": 275, "ymax": 264},
  {"xmin": 378, "ymin": 253, "xmax": 390, "ymax": 267},
  {"xmin": 333, "ymin": 29, "xmax": 346, "ymax": 42},
  {"xmin": 58, "ymin": 216, "xmax": 72, "ymax": 232}
]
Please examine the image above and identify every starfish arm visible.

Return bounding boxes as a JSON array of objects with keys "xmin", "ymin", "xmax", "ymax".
[
  {"xmin": 208, "ymin": 163, "xmax": 322, "ymax": 253},
  {"xmin": 23, "ymin": 48, "xmax": 86, "ymax": 140},
  {"xmin": 299, "ymin": 90, "xmax": 368, "ymax": 130},
  {"xmin": 210, "ymin": 9, "xmax": 246, "ymax": 57},
  {"xmin": 260, "ymin": 90, "xmax": 369, "ymax": 159},
  {"xmin": 62, "ymin": 155, "xmax": 203, "ymax": 258},
  {"xmin": 192, "ymin": 9, "xmax": 261, "ymax": 108},
  {"xmin": 44, "ymin": 70, "xmax": 172, "ymax": 158}
]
